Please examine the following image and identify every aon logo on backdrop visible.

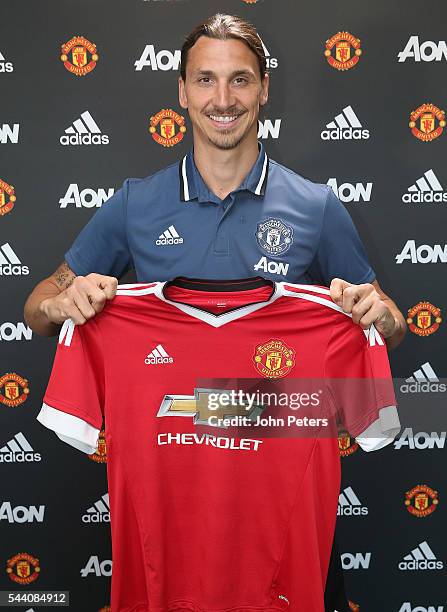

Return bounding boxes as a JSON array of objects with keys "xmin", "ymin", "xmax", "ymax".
[
  {"xmin": 398, "ymin": 36, "xmax": 447, "ymax": 62},
  {"xmin": 59, "ymin": 184, "xmax": 115, "ymax": 208}
]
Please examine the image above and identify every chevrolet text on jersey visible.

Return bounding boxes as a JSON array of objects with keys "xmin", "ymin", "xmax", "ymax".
[{"xmin": 398, "ymin": 36, "xmax": 447, "ymax": 62}]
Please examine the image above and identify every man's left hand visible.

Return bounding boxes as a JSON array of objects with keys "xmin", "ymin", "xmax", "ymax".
[{"xmin": 329, "ymin": 278, "xmax": 397, "ymax": 339}]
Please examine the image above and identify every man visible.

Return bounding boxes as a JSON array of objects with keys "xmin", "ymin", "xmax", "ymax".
[
  {"xmin": 24, "ymin": 13, "xmax": 405, "ymax": 612},
  {"xmin": 24, "ymin": 13, "xmax": 406, "ymax": 350}
]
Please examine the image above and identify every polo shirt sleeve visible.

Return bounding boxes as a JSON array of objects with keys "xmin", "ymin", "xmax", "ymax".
[
  {"xmin": 64, "ymin": 180, "xmax": 132, "ymax": 278},
  {"xmin": 307, "ymin": 187, "xmax": 376, "ymax": 286}
]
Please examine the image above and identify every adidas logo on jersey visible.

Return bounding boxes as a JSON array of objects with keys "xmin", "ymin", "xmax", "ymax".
[
  {"xmin": 156, "ymin": 225, "xmax": 184, "ymax": 245},
  {"xmin": 0, "ymin": 501, "xmax": 45, "ymax": 523},
  {"xmin": 0, "ymin": 432, "xmax": 41, "ymax": 463},
  {"xmin": 134, "ymin": 44, "xmax": 181, "ymax": 71},
  {"xmin": 337, "ymin": 486, "xmax": 368, "ymax": 516},
  {"xmin": 59, "ymin": 184, "xmax": 115, "ymax": 208},
  {"xmin": 0, "ymin": 123, "xmax": 20, "ymax": 144},
  {"xmin": 0, "ymin": 50, "xmax": 13, "ymax": 72},
  {"xmin": 145, "ymin": 344, "xmax": 173, "ymax": 365},
  {"xmin": 395, "ymin": 240, "xmax": 447, "ymax": 264},
  {"xmin": 400, "ymin": 362, "xmax": 446, "ymax": 393},
  {"xmin": 398, "ymin": 541, "xmax": 444, "ymax": 571},
  {"xmin": 399, "ymin": 604, "xmax": 444, "ymax": 612},
  {"xmin": 0, "ymin": 243, "xmax": 29, "ymax": 276},
  {"xmin": 60, "ymin": 110, "xmax": 109, "ymax": 146},
  {"xmin": 82, "ymin": 493, "xmax": 110, "ymax": 523},
  {"xmin": 403, "ymin": 169, "xmax": 447, "ymax": 203},
  {"xmin": 327, "ymin": 178, "xmax": 373, "ymax": 202},
  {"xmin": 394, "ymin": 428, "xmax": 446, "ymax": 450},
  {"xmin": 398, "ymin": 36, "xmax": 447, "ymax": 62},
  {"xmin": 0, "ymin": 321, "xmax": 32, "ymax": 341},
  {"xmin": 321, "ymin": 105, "xmax": 370, "ymax": 140}
]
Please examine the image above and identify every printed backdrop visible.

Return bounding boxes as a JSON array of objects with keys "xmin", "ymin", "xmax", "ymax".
[{"xmin": 1, "ymin": 1, "xmax": 446, "ymax": 611}]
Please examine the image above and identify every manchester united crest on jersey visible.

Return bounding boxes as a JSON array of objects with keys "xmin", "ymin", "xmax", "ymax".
[
  {"xmin": 256, "ymin": 218, "xmax": 293, "ymax": 256},
  {"xmin": 253, "ymin": 339, "xmax": 296, "ymax": 378}
]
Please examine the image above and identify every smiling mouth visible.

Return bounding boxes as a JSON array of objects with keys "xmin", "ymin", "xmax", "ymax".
[{"xmin": 206, "ymin": 113, "xmax": 244, "ymax": 128}]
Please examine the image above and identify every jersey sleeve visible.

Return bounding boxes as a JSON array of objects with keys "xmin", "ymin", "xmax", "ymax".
[
  {"xmin": 36, "ymin": 318, "xmax": 104, "ymax": 454},
  {"xmin": 324, "ymin": 318, "xmax": 400, "ymax": 452},
  {"xmin": 307, "ymin": 187, "xmax": 376, "ymax": 285},
  {"xmin": 65, "ymin": 179, "xmax": 132, "ymax": 278}
]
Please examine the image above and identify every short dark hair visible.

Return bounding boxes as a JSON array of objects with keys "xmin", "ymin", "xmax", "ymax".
[{"xmin": 180, "ymin": 13, "xmax": 267, "ymax": 81}]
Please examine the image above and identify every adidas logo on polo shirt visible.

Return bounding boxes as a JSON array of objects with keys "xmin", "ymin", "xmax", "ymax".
[
  {"xmin": 156, "ymin": 225, "xmax": 184, "ymax": 245},
  {"xmin": 398, "ymin": 541, "xmax": 444, "ymax": 571},
  {"xmin": 82, "ymin": 493, "xmax": 110, "ymax": 523},
  {"xmin": 321, "ymin": 105, "xmax": 370, "ymax": 140},
  {"xmin": 60, "ymin": 110, "xmax": 109, "ymax": 146},
  {"xmin": 0, "ymin": 243, "xmax": 29, "ymax": 276},
  {"xmin": 337, "ymin": 486, "xmax": 368, "ymax": 516},
  {"xmin": 403, "ymin": 169, "xmax": 447, "ymax": 203},
  {"xmin": 0, "ymin": 432, "xmax": 41, "ymax": 463},
  {"xmin": 400, "ymin": 362, "xmax": 446, "ymax": 393},
  {"xmin": 145, "ymin": 344, "xmax": 174, "ymax": 365}
]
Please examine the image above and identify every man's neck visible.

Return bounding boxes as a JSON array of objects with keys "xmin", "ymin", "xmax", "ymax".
[{"xmin": 192, "ymin": 133, "xmax": 260, "ymax": 201}]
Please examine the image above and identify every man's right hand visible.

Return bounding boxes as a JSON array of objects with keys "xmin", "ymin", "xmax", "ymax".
[
  {"xmin": 24, "ymin": 261, "xmax": 119, "ymax": 336},
  {"xmin": 40, "ymin": 273, "xmax": 118, "ymax": 325}
]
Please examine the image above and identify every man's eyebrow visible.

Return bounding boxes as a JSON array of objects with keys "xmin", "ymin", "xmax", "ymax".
[{"xmin": 192, "ymin": 68, "xmax": 256, "ymax": 78}]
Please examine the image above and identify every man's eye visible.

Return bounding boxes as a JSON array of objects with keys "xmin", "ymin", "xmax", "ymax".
[
  {"xmin": 234, "ymin": 77, "xmax": 248, "ymax": 85},
  {"xmin": 198, "ymin": 77, "xmax": 212, "ymax": 83}
]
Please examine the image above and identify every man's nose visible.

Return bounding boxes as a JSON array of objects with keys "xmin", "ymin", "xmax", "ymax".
[{"xmin": 213, "ymin": 81, "xmax": 234, "ymax": 111}]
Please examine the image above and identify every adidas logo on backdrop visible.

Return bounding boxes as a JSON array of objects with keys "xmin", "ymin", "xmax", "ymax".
[
  {"xmin": 145, "ymin": 344, "xmax": 173, "ymax": 365},
  {"xmin": 0, "ymin": 243, "xmax": 29, "ymax": 276},
  {"xmin": 400, "ymin": 362, "xmax": 446, "ymax": 393},
  {"xmin": 156, "ymin": 225, "xmax": 183, "ymax": 245},
  {"xmin": 0, "ymin": 432, "xmax": 41, "ymax": 463},
  {"xmin": 60, "ymin": 110, "xmax": 109, "ymax": 145},
  {"xmin": 337, "ymin": 487, "xmax": 368, "ymax": 516},
  {"xmin": 398, "ymin": 541, "xmax": 444, "ymax": 571},
  {"xmin": 82, "ymin": 493, "xmax": 110, "ymax": 523},
  {"xmin": 0, "ymin": 50, "xmax": 14, "ymax": 72},
  {"xmin": 403, "ymin": 169, "xmax": 447, "ymax": 203},
  {"xmin": 321, "ymin": 105, "xmax": 370, "ymax": 140}
]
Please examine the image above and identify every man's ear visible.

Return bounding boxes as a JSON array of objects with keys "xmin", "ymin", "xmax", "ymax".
[
  {"xmin": 179, "ymin": 76, "xmax": 188, "ymax": 109},
  {"xmin": 259, "ymin": 72, "xmax": 269, "ymax": 107}
]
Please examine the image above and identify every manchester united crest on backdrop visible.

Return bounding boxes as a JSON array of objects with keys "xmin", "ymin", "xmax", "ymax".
[
  {"xmin": 324, "ymin": 31, "xmax": 362, "ymax": 70},
  {"xmin": 0, "ymin": 179, "xmax": 16, "ymax": 216},
  {"xmin": 149, "ymin": 109, "xmax": 186, "ymax": 147},
  {"xmin": 409, "ymin": 103, "xmax": 446, "ymax": 141},
  {"xmin": 60, "ymin": 36, "xmax": 99, "ymax": 76}
]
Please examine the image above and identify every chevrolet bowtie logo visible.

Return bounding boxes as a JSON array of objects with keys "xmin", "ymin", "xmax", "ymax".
[{"xmin": 157, "ymin": 389, "xmax": 265, "ymax": 428}]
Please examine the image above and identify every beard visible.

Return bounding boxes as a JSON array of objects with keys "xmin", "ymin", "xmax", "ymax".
[{"xmin": 205, "ymin": 129, "xmax": 248, "ymax": 150}]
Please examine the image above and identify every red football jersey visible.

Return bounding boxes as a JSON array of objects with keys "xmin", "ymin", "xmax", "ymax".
[{"xmin": 37, "ymin": 278, "xmax": 399, "ymax": 612}]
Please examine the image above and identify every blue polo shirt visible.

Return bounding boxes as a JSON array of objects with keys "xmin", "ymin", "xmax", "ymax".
[{"xmin": 65, "ymin": 143, "xmax": 375, "ymax": 285}]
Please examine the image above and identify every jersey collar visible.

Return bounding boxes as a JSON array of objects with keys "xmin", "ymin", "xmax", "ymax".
[
  {"xmin": 153, "ymin": 278, "xmax": 283, "ymax": 328},
  {"xmin": 179, "ymin": 141, "xmax": 269, "ymax": 203}
]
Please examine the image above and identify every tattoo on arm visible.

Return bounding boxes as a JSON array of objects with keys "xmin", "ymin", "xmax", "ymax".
[{"xmin": 53, "ymin": 261, "xmax": 76, "ymax": 290}]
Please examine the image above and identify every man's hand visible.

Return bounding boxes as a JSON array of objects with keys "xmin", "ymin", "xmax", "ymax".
[
  {"xmin": 329, "ymin": 278, "xmax": 399, "ymax": 340},
  {"xmin": 39, "ymin": 273, "xmax": 118, "ymax": 326}
]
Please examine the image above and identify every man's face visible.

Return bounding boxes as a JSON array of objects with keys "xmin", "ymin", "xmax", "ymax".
[{"xmin": 179, "ymin": 37, "xmax": 269, "ymax": 150}]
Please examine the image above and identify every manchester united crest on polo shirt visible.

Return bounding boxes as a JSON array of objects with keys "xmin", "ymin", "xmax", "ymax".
[{"xmin": 256, "ymin": 218, "xmax": 293, "ymax": 256}]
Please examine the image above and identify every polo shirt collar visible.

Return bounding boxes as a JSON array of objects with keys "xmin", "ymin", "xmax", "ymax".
[{"xmin": 179, "ymin": 141, "xmax": 269, "ymax": 202}]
